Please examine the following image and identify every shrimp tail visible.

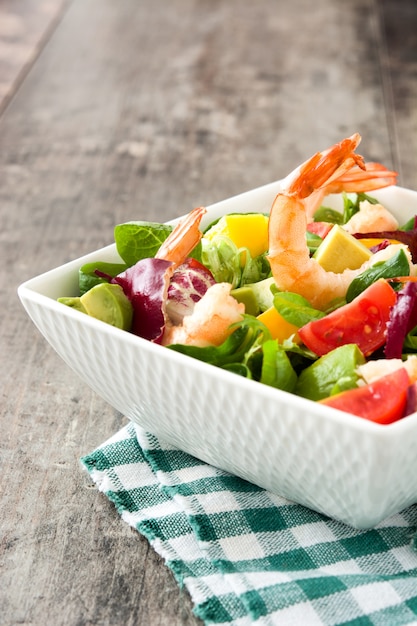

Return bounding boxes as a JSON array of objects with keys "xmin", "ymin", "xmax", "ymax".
[
  {"xmin": 288, "ymin": 133, "xmax": 365, "ymax": 199},
  {"xmin": 266, "ymin": 133, "xmax": 404, "ymax": 310},
  {"xmin": 156, "ymin": 206, "xmax": 206, "ymax": 268},
  {"xmin": 325, "ymin": 161, "xmax": 398, "ymax": 194}
]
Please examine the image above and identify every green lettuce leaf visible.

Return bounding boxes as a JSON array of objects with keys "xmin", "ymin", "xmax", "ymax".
[
  {"xmin": 313, "ymin": 192, "xmax": 380, "ymax": 225},
  {"xmin": 260, "ymin": 340, "xmax": 297, "ymax": 392},
  {"xmin": 273, "ymin": 292, "xmax": 325, "ymax": 327},
  {"xmin": 79, "ymin": 261, "xmax": 128, "ymax": 295},
  {"xmin": 167, "ymin": 324, "xmax": 255, "ymax": 366},
  {"xmin": 201, "ymin": 235, "xmax": 270, "ymax": 289},
  {"xmin": 114, "ymin": 221, "xmax": 173, "ymax": 266},
  {"xmin": 346, "ymin": 248, "xmax": 410, "ymax": 302}
]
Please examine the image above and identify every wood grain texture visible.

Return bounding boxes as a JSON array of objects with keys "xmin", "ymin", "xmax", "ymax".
[
  {"xmin": 378, "ymin": 0, "xmax": 417, "ymax": 186},
  {"xmin": 0, "ymin": 0, "xmax": 70, "ymax": 113},
  {"xmin": 1, "ymin": 0, "xmax": 416, "ymax": 624}
]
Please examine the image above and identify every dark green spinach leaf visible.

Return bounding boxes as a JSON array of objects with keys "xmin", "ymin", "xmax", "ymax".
[
  {"xmin": 79, "ymin": 261, "xmax": 128, "ymax": 295},
  {"xmin": 346, "ymin": 248, "xmax": 410, "ymax": 302},
  {"xmin": 114, "ymin": 221, "xmax": 173, "ymax": 266}
]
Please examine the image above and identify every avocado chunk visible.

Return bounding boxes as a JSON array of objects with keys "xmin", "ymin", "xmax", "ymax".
[
  {"xmin": 59, "ymin": 283, "xmax": 133, "ymax": 330},
  {"xmin": 245, "ymin": 276, "xmax": 276, "ymax": 312},
  {"xmin": 295, "ymin": 343, "xmax": 365, "ymax": 401},
  {"xmin": 314, "ymin": 224, "xmax": 372, "ymax": 273},
  {"xmin": 57, "ymin": 297, "xmax": 87, "ymax": 313},
  {"xmin": 80, "ymin": 283, "xmax": 133, "ymax": 330},
  {"xmin": 230, "ymin": 286, "xmax": 260, "ymax": 316},
  {"xmin": 231, "ymin": 276, "xmax": 276, "ymax": 315}
]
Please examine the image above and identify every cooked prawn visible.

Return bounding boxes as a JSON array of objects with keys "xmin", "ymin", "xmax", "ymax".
[
  {"xmin": 302, "ymin": 161, "xmax": 398, "ymax": 220},
  {"xmin": 156, "ymin": 205, "xmax": 207, "ymax": 268},
  {"xmin": 357, "ymin": 356, "xmax": 417, "ymax": 384},
  {"xmin": 267, "ymin": 134, "xmax": 410, "ymax": 310},
  {"xmin": 324, "ymin": 161, "xmax": 398, "ymax": 193},
  {"xmin": 162, "ymin": 282, "xmax": 244, "ymax": 347},
  {"xmin": 154, "ymin": 205, "xmax": 244, "ymax": 347},
  {"xmin": 343, "ymin": 199, "xmax": 399, "ymax": 234}
]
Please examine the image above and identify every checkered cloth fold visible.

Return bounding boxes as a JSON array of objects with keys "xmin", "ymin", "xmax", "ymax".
[{"xmin": 81, "ymin": 422, "xmax": 417, "ymax": 625}]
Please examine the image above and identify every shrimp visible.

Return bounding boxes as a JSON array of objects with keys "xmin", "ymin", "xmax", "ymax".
[
  {"xmin": 156, "ymin": 205, "xmax": 207, "ymax": 268},
  {"xmin": 325, "ymin": 162, "xmax": 398, "ymax": 194},
  {"xmin": 155, "ymin": 205, "xmax": 244, "ymax": 347},
  {"xmin": 343, "ymin": 200, "xmax": 399, "ymax": 234},
  {"xmin": 267, "ymin": 133, "xmax": 409, "ymax": 310},
  {"xmin": 162, "ymin": 282, "xmax": 244, "ymax": 347},
  {"xmin": 303, "ymin": 161, "xmax": 398, "ymax": 221},
  {"xmin": 357, "ymin": 356, "xmax": 417, "ymax": 385}
]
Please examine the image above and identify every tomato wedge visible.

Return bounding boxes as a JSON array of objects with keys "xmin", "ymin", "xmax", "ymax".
[
  {"xmin": 307, "ymin": 222, "xmax": 333, "ymax": 239},
  {"xmin": 320, "ymin": 367, "xmax": 410, "ymax": 424},
  {"xmin": 298, "ymin": 279, "xmax": 397, "ymax": 356}
]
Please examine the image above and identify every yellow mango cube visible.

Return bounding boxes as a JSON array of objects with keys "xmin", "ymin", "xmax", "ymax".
[
  {"xmin": 224, "ymin": 214, "xmax": 269, "ymax": 258},
  {"xmin": 205, "ymin": 213, "xmax": 269, "ymax": 259},
  {"xmin": 358, "ymin": 237, "xmax": 402, "ymax": 249},
  {"xmin": 257, "ymin": 306, "xmax": 300, "ymax": 343}
]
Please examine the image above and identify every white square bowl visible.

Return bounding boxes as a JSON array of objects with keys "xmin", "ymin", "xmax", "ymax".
[{"xmin": 18, "ymin": 181, "xmax": 417, "ymax": 529}]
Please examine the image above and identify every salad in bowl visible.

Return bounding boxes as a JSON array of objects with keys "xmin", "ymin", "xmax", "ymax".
[
  {"xmin": 58, "ymin": 133, "xmax": 417, "ymax": 426},
  {"xmin": 19, "ymin": 133, "xmax": 417, "ymax": 527}
]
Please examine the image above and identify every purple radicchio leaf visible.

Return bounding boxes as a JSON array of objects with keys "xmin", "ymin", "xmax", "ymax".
[
  {"xmin": 112, "ymin": 257, "xmax": 173, "ymax": 343},
  {"xmin": 166, "ymin": 258, "xmax": 216, "ymax": 325},
  {"xmin": 369, "ymin": 239, "xmax": 391, "ymax": 254},
  {"xmin": 404, "ymin": 382, "xmax": 417, "ymax": 417},
  {"xmin": 384, "ymin": 281, "xmax": 417, "ymax": 359},
  {"xmin": 354, "ymin": 229, "xmax": 417, "ymax": 263}
]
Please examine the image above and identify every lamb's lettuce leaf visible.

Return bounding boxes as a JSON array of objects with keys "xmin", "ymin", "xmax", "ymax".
[
  {"xmin": 313, "ymin": 206, "xmax": 344, "ymax": 224},
  {"xmin": 260, "ymin": 340, "xmax": 297, "ymax": 392},
  {"xmin": 313, "ymin": 192, "xmax": 380, "ymax": 225},
  {"xmin": 346, "ymin": 248, "xmax": 410, "ymax": 302},
  {"xmin": 79, "ymin": 261, "xmax": 128, "ymax": 295},
  {"xmin": 342, "ymin": 192, "xmax": 379, "ymax": 223},
  {"xmin": 404, "ymin": 327, "xmax": 417, "ymax": 352},
  {"xmin": 114, "ymin": 221, "xmax": 173, "ymax": 266},
  {"xmin": 222, "ymin": 363, "xmax": 253, "ymax": 378},
  {"xmin": 306, "ymin": 231, "xmax": 323, "ymax": 254},
  {"xmin": 273, "ymin": 292, "xmax": 325, "ymax": 327},
  {"xmin": 167, "ymin": 323, "xmax": 257, "ymax": 366}
]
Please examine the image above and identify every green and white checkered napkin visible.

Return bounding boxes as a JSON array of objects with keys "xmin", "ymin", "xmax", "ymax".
[{"xmin": 81, "ymin": 422, "xmax": 417, "ymax": 625}]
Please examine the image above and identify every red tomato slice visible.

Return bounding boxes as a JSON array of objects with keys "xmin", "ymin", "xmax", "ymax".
[
  {"xmin": 320, "ymin": 367, "xmax": 410, "ymax": 424},
  {"xmin": 307, "ymin": 222, "xmax": 333, "ymax": 239},
  {"xmin": 298, "ymin": 279, "xmax": 397, "ymax": 356}
]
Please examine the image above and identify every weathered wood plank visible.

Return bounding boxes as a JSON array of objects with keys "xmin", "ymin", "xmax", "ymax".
[
  {"xmin": 378, "ymin": 0, "xmax": 417, "ymax": 188},
  {"xmin": 0, "ymin": 0, "xmax": 70, "ymax": 113},
  {"xmin": 0, "ymin": 0, "xmax": 416, "ymax": 624}
]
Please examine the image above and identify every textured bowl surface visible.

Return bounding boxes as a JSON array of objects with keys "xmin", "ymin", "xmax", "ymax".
[{"xmin": 18, "ymin": 181, "xmax": 417, "ymax": 528}]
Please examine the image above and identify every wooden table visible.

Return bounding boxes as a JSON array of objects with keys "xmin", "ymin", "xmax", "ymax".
[{"xmin": 1, "ymin": 1, "xmax": 416, "ymax": 624}]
